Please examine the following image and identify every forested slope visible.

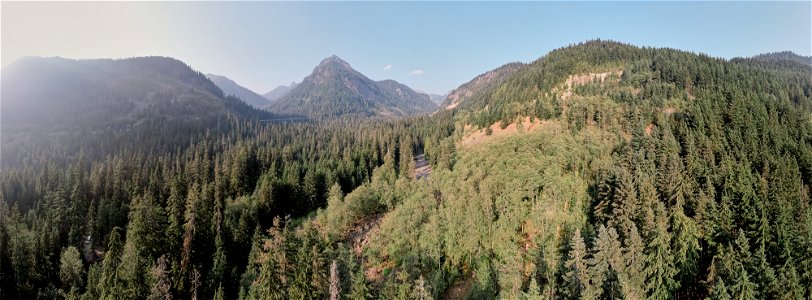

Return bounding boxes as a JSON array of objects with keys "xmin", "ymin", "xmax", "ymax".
[
  {"xmin": 1, "ymin": 40, "xmax": 811, "ymax": 299},
  {"xmin": 0, "ymin": 56, "xmax": 273, "ymax": 167}
]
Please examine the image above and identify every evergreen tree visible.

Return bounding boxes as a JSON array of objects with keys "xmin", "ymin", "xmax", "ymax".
[
  {"xmin": 99, "ymin": 228, "xmax": 126, "ymax": 300},
  {"xmin": 730, "ymin": 265, "xmax": 757, "ymax": 300},
  {"xmin": 706, "ymin": 278, "xmax": 731, "ymax": 300},
  {"xmin": 587, "ymin": 225, "xmax": 622, "ymax": 299},
  {"xmin": 670, "ymin": 198, "xmax": 700, "ymax": 296},
  {"xmin": 619, "ymin": 226, "xmax": 646, "ymax": 300},
  {"xmin": 643, "ymin": 202, "xmax": 677, "ymax": 300},
  {"xmin": 349, "ymin": 259, "xmax": 371, "ymax": 300},
  {"xmin": 563, "ymin": 229, "xmax": 588, "ymax": 299},
  {"xmin": 60, "ymin": 246, "xmax": 84, "ymax": 291}
]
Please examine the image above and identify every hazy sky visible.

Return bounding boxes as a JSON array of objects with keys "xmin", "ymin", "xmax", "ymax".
[{"xmin": 2, "ymin": 2, "xmax": 810, "ymax": 95}]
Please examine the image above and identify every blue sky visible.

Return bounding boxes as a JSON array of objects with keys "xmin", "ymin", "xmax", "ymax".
[{"xmin": 2, "ymin": 1, "xmax": 810, "ymax": 95}]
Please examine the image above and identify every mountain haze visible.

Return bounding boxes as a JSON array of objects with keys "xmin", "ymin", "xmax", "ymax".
[
  {"xmin": 428, "ymin": 93, "xmax": 447, "ymax": 105},
  {"xmin": 268, "ymin": 55, "xmax": 437, "ymax": 118},
  {"xmin": 263, "ymin": 82, "xmax": 298, "ymax": 102},
  {"xmin": 3, "ymin": 40, "xmax": 812, "ymax": 300},
  {"xmin": 206, "ymin": 73, "xmax": 271, "ymax": 108},
  {"xmin": 1, "ymin": 56, "xmax": 270, "ymax": 165}
]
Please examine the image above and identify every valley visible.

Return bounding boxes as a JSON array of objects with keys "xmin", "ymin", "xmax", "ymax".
[{"xmin": 1, "ymin": 37, "xmax": 811, "ymax": 300}]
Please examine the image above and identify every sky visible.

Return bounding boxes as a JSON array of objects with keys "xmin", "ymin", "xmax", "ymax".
[{"xmin": 2, "ymin": 2, "xmax": 810, "ymax": 95}]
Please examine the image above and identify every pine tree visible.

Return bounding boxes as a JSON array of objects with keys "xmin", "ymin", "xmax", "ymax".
[
  {"xmin": 349, "ymin": 259, "xmax": 370, "ymax": 300},
  {"xmin": 99, "ymin": 228, "xmax": 126, "ymax": 300},
  {"xmin": 563, "ymin": 229, "xmax": 588, "ymax": 299},
  {"xmin": 81, "ymin": 263, "xmax": 102, "ymax": 300},
  {"xmin": 522, "ymin": 277, "xmax": 542, "ymax": 300},
  {"xmin": 119, "ymin": 239, "xmax": 148, "ymax": 298},
  {"xmin": 248, "ymin": 217, "xmax": 290, "ymax": 300},
  {"xmin": 165, "ymin": 177, "xmax": 186, "ymax": 256},
  {"xmin": 399, "ymin": 136, "xmax": 415, "ymax": 179},
  {"xmin": 209, "ymin": 194, "xmax": 227, "ymax": 289},
  {"xmin": 670, "ymin": 199, "xmax": 699, "ymax": 295},
  {"xmin": 643, "ymin": 202, "xmax": 677, "ymax": 300},
  {"xmin": 588, "ymin": 225, "xmax": 622, "ymax": 299},
  {"xmin": 619, "ymin": 226, "xmax": 646, "ymax": 300},
  {"xmin": 730, "ymin": 265, "xmax": 757, "ymax": 300},
  {"xmin": 593, "ymin": 171, "xmax": 616, "ymax": 225},
  {"xmin": 60, "ymin": 246, "xmax": 84, "ymax": 292},
  {"xmin": 752, "ymin": 245, "xmax": 779, "ymax": 299},
  {"xmin": 179, "ymin": 183, "xmax": 200, "ymax": 290},
  {"xmin": 610, "ymin": 168, "xmax": 639, "ymax": 239},
  {"xmin": 706, "ymin": 278, "xmax": 731, "ymax": 300},
  {"xmin": 777, "ymin": 262, "xmax": 806, "ymax": 300}
]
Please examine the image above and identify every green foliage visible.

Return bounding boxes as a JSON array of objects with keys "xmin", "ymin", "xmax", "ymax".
[
  {"xmin": 1, "ymin": 40, "xmax": 811, "ymax": 299},
  {"xmin": 60, "ymin": 246, "xmax": 84, "ymax": 291},
  {"xmin": 563, "ymin": 229, "xmax": 588, "ymax": 299}
]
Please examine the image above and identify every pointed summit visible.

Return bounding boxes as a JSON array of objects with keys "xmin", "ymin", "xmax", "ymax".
[
  {"xmin": 318, "ymin": 55, "xmax": 351, "ymax": 69},
  {"xmin": 268, "ymin": 56, "xmax": 437, "ymax": 118}
]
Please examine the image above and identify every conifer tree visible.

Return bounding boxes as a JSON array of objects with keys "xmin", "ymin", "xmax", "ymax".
[
  {"xmin": 99, "ymin": 228, "xmax": 126, "ymax": 300},
  {"xmin": 619, "ymin": 226, "xmax": 646, "ymax": 300},
  {"xmin": 60, "ymin": 246, "xmax": 84, "ymax": 291},
  {"xmin": 644, "ymin": 202, "xmax": 677, "ymax": 300},
  {"xmin": 563, "ymin": 229, "xmax": 588, "ymax": 299}
]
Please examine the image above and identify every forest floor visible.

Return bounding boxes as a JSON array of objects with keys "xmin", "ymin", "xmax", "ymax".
[
  {"xmin": 414, "ymin": 153, "xmax": 431, "ymax": 179},
  {"xmin": 444, "ymin": 271, "xmax": 477, "ymax": 300}
]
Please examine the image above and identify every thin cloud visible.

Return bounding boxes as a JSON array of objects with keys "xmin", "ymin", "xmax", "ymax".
[
  {"xmin": 410, "ymin": 69, "xmax": 424, "ymax": 75},
  {"xmin": 383, "ymin": 64, "xmax": 393, "ymax": 71}
]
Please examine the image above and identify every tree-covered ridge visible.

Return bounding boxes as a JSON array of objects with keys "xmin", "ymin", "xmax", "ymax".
[
  {"xmin": 1, "ymin": 56, "xmax": 273, "ymax": 167},
  {"xmin": 449, "ymin": 40, "xmax": 812, "ymax": 127},
  {"xmin": 1, "ymin": 40, "xmax": 811, "ymax": 299},
  {"xmin": 268, "ymin": 56, "xmax": 437, "ymax": 118},
  {"xmin": 747, "ymin": 51, "xmax": 812, "ymax": 66},
  {"xmin": 441, "ymin": 61, "xmax": 526, "ymax": 110}
]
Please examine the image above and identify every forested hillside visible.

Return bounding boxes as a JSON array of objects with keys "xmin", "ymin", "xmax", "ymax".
[
  {"xmin": 1, "ymin": 56, "xmax": 272, "ymax": 167},
  {"xmin": 1, "ymin": 40, "xmax": 811, "ymax": 300}
]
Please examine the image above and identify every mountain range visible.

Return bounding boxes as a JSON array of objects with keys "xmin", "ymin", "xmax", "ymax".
[
  {"xmin": 3, "ymin": 40, "xmax": 812, "ymax": 299},
  {"xmin": 263, "ymin": 82, "xmax": 298, "ymax": 102},
  {"xmin": 206, "ymin": 73, "xmax": 271, "ymax": 108},
  {"xmin": 267, "ymin": 55, "xmax": 437, "ymax": 118}
]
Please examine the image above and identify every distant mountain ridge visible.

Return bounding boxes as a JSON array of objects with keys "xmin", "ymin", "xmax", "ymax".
[
  {"xmin": 750, "ymin": 51, "xmax": 812, "ymax": 66},
  {"xmin": 267, "ymin": 55, "xmax": 437, "ymax": 118},
  {"xmin": 263, "ymin": 82, "xmax": 299, "ymax": 102},
  {"xmin": 206, "ymin": 73, "xmax": 271, "ymax": 108},
  {"xmin": 429, "ymin": 93, "xmax": 447, "ymax": 105}
]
